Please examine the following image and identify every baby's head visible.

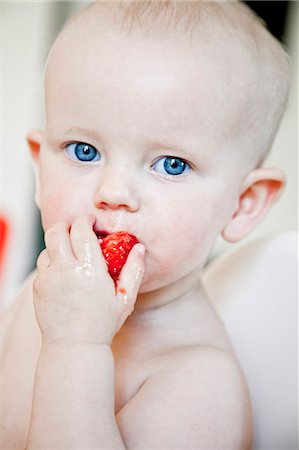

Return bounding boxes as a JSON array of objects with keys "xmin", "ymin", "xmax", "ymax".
[{"xmin": 28, "ymin": 1, "xmax": 291, "ymax": 292}]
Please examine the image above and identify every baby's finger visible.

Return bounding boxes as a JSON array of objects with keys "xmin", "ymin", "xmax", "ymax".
[
  {"xmin": 44, "ymin": 221, "xmax": 74, "ymax": 263},
  {"xmin": 70, "ymin": 215, "xmax": 104, "ymax": 266},
  {"xmin": 36, "ymin": 248, "xmax": 51, "ymax": 272},
  {"xmin": 116, "ymin": 243, "xmax": 145, "ymax": 312}
]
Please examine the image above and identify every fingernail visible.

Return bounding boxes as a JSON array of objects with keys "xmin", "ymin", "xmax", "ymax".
[{"xmin": 138, "ymin": 244, "xmax": 145, "ymax": 256}]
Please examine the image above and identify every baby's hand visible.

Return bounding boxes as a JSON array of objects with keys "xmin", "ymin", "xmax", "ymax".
[{"xmin": 33, "ymin": 215, "xmax": 145, "ymax": 346}]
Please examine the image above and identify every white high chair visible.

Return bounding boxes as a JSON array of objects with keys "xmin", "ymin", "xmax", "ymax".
[{"xmin": 203, "ymin": 232, "xmax": 298, "ymax": 450}]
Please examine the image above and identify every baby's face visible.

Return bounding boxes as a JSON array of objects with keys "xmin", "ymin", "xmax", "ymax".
[{"xmin": 37, "ymin": 17, "xmax": 247, "ymax": 292}]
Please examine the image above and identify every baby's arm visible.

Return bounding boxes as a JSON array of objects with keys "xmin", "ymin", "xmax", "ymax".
[
  {"xmin": 26, "ymin": 215, "xmax": 145, "ymax": 449},
  {"xmin": 27, "ymin": 342, "xmax": 123, "ymax": 448}
]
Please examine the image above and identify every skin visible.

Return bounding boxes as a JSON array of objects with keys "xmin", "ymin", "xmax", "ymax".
[{"xmin": 1, "ymin": 3, "xmax": 286, "ymax": 449}]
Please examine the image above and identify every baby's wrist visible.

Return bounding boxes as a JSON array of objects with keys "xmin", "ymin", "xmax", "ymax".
[
  {"xmin": 41, "ymin": 338, "xmax": 112, "ymax": 349},
  {"xmin": 38, "ymin": 320, "xmax": 116, "ymax": 348},
  {"xmin": 38, "ymin": 339, "xmax": 115, "ymax": 369}
]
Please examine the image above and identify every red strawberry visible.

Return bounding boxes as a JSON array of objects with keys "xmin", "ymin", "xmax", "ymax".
[{"xmin": 100, "ymin": 231, "xmax": 139, "ymax": 282}]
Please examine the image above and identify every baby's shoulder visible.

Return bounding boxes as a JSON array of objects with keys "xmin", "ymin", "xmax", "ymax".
[
  {"xmin": 117, "ymin": 345, "xmax": 252, "ymax": 448},
  {"xmin": 156, "ymin": 345, "xmax": 250, "ymax": 405},
  {"xmin": 159, "ymin": 345, "xmax": 249, "ymax": 395}
]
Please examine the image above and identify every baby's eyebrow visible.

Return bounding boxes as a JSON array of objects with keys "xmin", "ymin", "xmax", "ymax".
[
  {"xmin": 147, "ymin": 138, "xmax": 209, "ymax": 163},
  {"xmin": 46, "ymin": 125, "xmax": 102, "ymax": 140},
  {"xmin": 63, "ymin": 126, "xmax": 104, "ymax": 140}
]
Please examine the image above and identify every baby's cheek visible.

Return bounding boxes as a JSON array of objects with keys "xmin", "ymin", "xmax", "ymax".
[
  {"xmin": 41, "ymin": 211, "xmax": 63, "ymax": 233},
  {"xmin": 40, "ymin": 185, "xmax": 79, "ymax": 231},
  {"xmin": 160, "ymin": 221, "xmax": 203, "ymax": 266},
  {"xmin": 159, "ymin": 212, "xmax": 216, "ymax": 267}
]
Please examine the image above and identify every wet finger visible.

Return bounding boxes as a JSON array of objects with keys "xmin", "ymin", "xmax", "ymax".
[
  {"xmin": 70, "ymin": 215, "xmax": 105, "ymax": 268},
  {"xmin": 116, "ymin": 243, "xmax": 145, "ymax": 309},
  {"xmin": 44, "ymin": 221, "xmax": 74, "ymax": 263}
]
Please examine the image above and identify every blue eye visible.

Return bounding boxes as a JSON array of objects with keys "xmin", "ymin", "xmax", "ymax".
[
  {"xmin": 153, "ymin": 156, "xmax": 191, "ymax": 176},
  {"xmin": 65, "ymin": 142, "xmax": 101, "ymax": 162}
]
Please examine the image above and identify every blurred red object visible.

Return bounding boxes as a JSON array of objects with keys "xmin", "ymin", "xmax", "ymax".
[{"xmin": 0, "ymin": 216, "xmax": 9, "ymax": 273}]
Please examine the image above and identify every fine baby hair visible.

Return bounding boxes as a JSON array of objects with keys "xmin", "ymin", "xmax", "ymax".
[{"xmin": 55, "ymin": 0, "xmax": 291, "ymax": 169}]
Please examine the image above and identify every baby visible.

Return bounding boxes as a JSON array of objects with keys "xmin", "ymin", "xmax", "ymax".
[{"xmin": 1, "ymin": 1, "xmax": 291, "ymax": 448}]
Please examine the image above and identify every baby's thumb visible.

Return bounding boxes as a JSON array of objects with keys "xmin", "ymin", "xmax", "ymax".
[{"xmin": 116, "ymin": 243, "xmax": 145, "ymax": 314}]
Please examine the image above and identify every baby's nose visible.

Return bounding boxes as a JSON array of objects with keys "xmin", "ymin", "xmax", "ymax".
[{"xmin": 93, "ymin": 169, "xmax": 139, "ymax": 212}]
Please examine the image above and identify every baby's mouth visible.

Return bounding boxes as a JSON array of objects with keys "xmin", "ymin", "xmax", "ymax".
[{"xmin": 94, "ymin": 230, "xmax": 109, "ymax": 240}]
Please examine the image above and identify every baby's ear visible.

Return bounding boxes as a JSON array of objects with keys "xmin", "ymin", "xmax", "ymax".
[
  {"xmin": 26, "ymin": 130, "xmax": 43, "ymax": 209},
  {"xmin": 27, "ymin": 129, "xmax": 43, "ymax": 160},
  {"xmin": 221, "ymin": 168, "xmax": 286, "ymax": 243}
]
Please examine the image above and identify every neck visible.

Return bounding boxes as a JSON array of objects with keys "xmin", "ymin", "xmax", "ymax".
[{"xmin": 113, "ymin": 269, "xmax": 213, "ymax": 357}]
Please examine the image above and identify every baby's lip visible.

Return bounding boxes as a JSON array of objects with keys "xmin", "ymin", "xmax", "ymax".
[
  {"xmin": 94, "ymin": 228, "xmax": 132, "ymax": 240},
  {"xmin": 93, "ymin": 228, "xmax": 142, "ymax": 244}
]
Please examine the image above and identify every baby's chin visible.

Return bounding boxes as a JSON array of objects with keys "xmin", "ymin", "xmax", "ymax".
[{"xmin": 132, "ymin": 264, "xmax": 167, "ymax": 295}]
